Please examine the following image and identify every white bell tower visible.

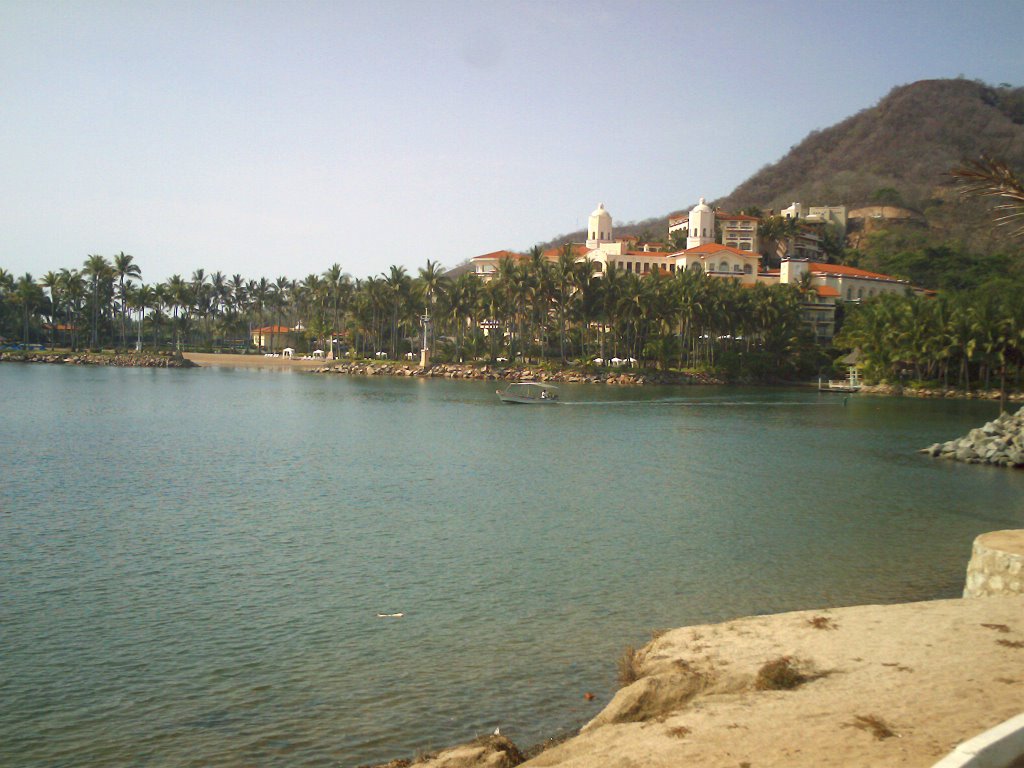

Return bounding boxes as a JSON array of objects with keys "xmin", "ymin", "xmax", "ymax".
[
  {"xmin": 587, "ymin": 203, "xmax": 613, "ymax": 249},
  {"xmin": 687, "ymin": 197, "xmax": 715, "ymax": 249}
]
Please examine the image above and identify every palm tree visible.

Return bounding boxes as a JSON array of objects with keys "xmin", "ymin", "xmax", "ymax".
[
  {"xmin": 58, "ymin": 269, "xmax": 87, "ymax": 351},
  {"xmin": 40, "ymin": 271, "xmax": 62, "ymax": 346},
  {"xmin": 190, "ymin": 269, "xmax": 212, "ymax": 349},
  {"xmin": 757, "ymin": 215, "xmax": 801, "ymax": 269},
  {"xmin": 112, "ymin": 252, "xmax": 141, "ymax": 349},
  {"xmin": 251, "ymin": 278, "xmax": 270, "ymax": 352},
  {"xmin": 322, "ymin": 263, "xmax": 351, "ymax": 357},
  {"xmin": 150, "ymin": 283, "xmax": 169, "ymax": 349},
  {"xmin": 13, "ymin": 273, "xmax": 43, "ymax": 345},
  {"xmin": 440, "ymin": 272, "xmax": 480, "ymax": 363},
  {"xmin": 552, "ymin": 244, "xmax": 586, "ymax": 363},
  {"xmin": 417, "ymin": 259, "xmax": 448, "ymax": 354},
  {"xmin": 131, "ymin": 284, "xmax": 155, "ymax": 351},
  {"xmin": 952, "ymin": 155, "xmax": 1024, "ymax": 239},
  {"xmin": 382, "ymin": 265, "xmax": 411, "ymax": 359},
  {"xmin": 82, "ymin": 254, "xmax": 112, "ymax": 348},
  {"xmin": 165, "ymin": 274, "xmax": 188, "ymax": 350}
]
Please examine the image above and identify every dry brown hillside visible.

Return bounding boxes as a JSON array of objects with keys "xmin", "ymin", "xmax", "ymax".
[
  {"xmin": 535, "ymin": 79, "xmax": 1024, "ymax": 253},
  {"xmin": 716, "ymin": 78, "xmax": 1024, "ymax": 214}
]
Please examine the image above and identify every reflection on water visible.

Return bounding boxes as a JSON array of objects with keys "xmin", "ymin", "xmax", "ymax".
[{"xmin": 1, "ymin": 365, "xmax": 1022, "ymax": 767}]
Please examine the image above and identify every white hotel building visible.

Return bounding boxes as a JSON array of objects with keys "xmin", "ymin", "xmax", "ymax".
[{"xmin": 471, "ymin": 201, "xmax": 917, "ymax": 341}]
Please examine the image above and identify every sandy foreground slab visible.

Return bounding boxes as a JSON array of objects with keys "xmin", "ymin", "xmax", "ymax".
[
  {"xmin": 516, "ymin": 597, "xmax": 1024, "ymax": 768},
  {"xmin": 183, "ymin": 352, "xmax": 328, "ymax": 370}
]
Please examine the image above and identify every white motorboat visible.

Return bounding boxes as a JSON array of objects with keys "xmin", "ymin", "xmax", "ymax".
[{"xmin": 496, "ymin": 382, "xmax": 559, "ymax": 404}]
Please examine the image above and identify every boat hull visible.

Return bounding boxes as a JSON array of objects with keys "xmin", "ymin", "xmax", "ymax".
[{"xmin": 497, "ymin": 392, "xmax": 557, "ymax": 404}]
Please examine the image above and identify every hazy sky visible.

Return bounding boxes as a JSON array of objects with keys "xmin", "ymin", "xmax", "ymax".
[{"xmin": 3, "ymin": 0, "xmax": 1022, "ymax": 284}]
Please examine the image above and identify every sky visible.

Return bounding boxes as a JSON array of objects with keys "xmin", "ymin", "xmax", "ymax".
[{"xmin": 2, "ymin": 0, "xmax": 1023, "ymax": 285}]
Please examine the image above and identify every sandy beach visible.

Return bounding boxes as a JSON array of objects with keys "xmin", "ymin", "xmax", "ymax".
[
  {"xmin": 183, "ymin": 352, "xmax": 329, "ymax": 370},
  {"xmin": 398, "ymin": 596, "xmax": 1024, "ymax": 768}
]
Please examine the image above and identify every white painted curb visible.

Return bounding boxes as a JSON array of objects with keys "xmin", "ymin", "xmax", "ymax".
[{"xmin": 932, "ymin": 712, "xmax": 1024, "ymax": 767}]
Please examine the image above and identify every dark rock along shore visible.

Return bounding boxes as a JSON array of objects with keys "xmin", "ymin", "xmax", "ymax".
[
  {"xmin": 0, "ymin": 351, "xmax": 195, "ymax": 368},
  {"xmin": 310, "ymin": 361, "xmax": 724, "ymax": 386}
]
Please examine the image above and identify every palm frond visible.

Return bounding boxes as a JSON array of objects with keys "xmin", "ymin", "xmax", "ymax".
[{"xmin": 951, "ymin": 155, "xmax": 1024, "ymax": 238}]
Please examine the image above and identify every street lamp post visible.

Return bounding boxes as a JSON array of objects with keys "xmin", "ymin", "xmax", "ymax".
[{"xmin": 419, "ymin": 309, "xmax": 432, "ymax": 368}]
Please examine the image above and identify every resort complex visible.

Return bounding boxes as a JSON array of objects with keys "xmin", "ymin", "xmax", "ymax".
[{"xmin": 473, "ymin": 199, "xmax": 921, "ymax": 341}]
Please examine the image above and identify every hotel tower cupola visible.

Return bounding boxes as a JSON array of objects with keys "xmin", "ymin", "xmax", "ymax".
[
  {"xmin": 686, "ymin": 197, "xmax": 716, "ymax": 250},
  {"xmin": 587, "ymin": 203, "xmax": 613, "ymax": 249}
]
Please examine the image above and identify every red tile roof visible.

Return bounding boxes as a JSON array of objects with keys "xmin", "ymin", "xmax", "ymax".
[
  {"xmin": 254, "ymin": 325, "xmax": 291, "ymax": 334},
  {"xmin": 685, "ymin": 243, "xmax": 760, "ymax": 257},
  {"xmin": 807, "ymin": 262, "xmax": 905, "ymax": 282},
  {"xmin": 542, "ymin": 243, "xmax": 591, "ymax": 258},
  {"xmin": 471, "ymin": 249, "xmax": 525, "ymax": 261},
  {"xmin": 813, "ymin": 285, "xmax": 841, "ymax": 297}
]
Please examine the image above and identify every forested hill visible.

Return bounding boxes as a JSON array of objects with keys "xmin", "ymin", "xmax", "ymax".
[
  {"xmin": 536, "ymin": 79, "xmax": 1024, "ymax": 252},
  {"xmin": 715, "ymin": 78, "xmax": 1024, "ymax": 214}
]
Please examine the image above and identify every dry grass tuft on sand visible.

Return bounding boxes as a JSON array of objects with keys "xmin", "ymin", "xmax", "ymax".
[{"xmin": 754, "ymin": 656, "xmax": 811, "ymax": 690}]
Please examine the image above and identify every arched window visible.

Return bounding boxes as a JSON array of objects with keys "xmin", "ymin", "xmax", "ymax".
[
  {"xmin": 719, "ymin": 261, "xmax": 728, "ymax": 272},
  {"xmin": 857, "ymin": 288, "xmax": 863, "ymax": 299},
  {"xmin": 733, "ymin": 264, "xmax": 741, "ymax": 272},
  {"xmin": 743, "ymin": 264, "xmax": 752, "ymax": 274},
  {"xmin": 592, "ymin": 261, "xmax": 603, "ymax": 273},
  {"xmin": 847, "ymin": 288, "xmax": 852, "ymax": 299},
  {"xmin": 703, "ymin": 228, "xmax": 707, "ymax": 237}
]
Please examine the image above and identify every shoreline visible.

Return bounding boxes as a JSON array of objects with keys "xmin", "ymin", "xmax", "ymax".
[
  {"xmin": 0, "ymin": 350, "xmax": 195, "ymax": 368},
  {"xmin": 369, "ymin": 596, "xmax": 1024, "ymax": 768},
  {"xmin": 375, "ymin": 531, "xmax": 1024, "ymax": 767},
  {"xmin": 4, "ymin": 351, "xmax": 1023, "ymax": 402}
]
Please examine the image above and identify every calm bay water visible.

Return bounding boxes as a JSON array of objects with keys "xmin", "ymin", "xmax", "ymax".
[{"xmin": 2, "ymin": 363, "xmax": 1022, "ymax": 767}]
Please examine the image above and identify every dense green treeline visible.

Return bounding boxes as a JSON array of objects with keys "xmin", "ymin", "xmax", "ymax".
[
  {"xmin": 0, "ymin": 252, "xmax": 826, "ymax": 379},
  {"xmin": 836, "ymin": 290, "xmax": 1024, "ymax": 392},
  {"xmin": 844, "ymin": 224, "xmax": 1024, "ymax": 292},
  {"xmin": 3, "ymin": 239, "xmax": 1020, "ymax": 390}
]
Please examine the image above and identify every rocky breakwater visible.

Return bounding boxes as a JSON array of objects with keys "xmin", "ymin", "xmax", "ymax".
[
  {"xmin": 0, "ymin": 351, "xmax": 195, "ymax": 368},
  {"xmin": 314, "ymin": 362, "xmax": 723, "ymax": 386},
  {"xmin": 861, "ymin": 382, "xmax": 1024, "ymax": 401},
  {"xmin": 920, "ymin": 406, "xmax": 1024, "ymax": 468}
]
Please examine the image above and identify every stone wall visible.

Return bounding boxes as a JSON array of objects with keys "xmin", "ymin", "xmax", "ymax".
[{"xmin": 964, "ymin": 530, "xmax": 1024, "ymax": 598}]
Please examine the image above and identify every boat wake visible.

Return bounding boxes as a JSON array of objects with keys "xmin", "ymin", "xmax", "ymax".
[{"xmin": 559, "ymin": 399, "xmax": 844, "ymax": 407}]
